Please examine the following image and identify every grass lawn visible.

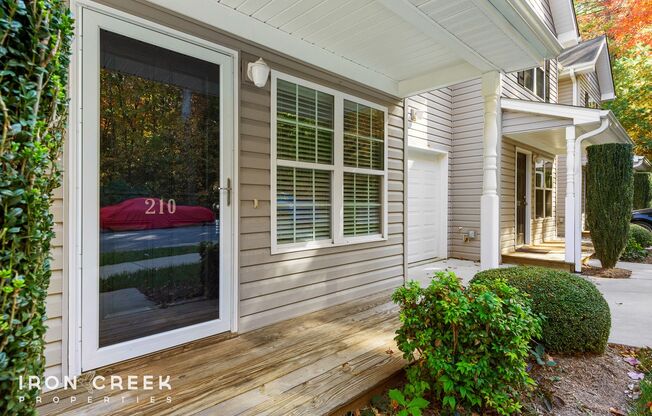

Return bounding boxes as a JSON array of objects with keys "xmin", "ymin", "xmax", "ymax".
[
  {"xmin": 100, "ymin": 245, "xmax": 200, "ymax": 266},
  {"xmin": 100, "ymin": 263, "xmax": 202, "ymax": 293}
]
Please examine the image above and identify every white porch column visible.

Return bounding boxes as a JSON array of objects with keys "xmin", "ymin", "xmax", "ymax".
[
  {"xmin": 573, "ymin": 143, "xmax": 584, "ymax": 272},
  {"xmin": 480, "ymin": 72, "xmax": 501, "ymax": 270},
  {"xmin": 564, "ymin": 126, "xmax": 576, "ymax": 264}
]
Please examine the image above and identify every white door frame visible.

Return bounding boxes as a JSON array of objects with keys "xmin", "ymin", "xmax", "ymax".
[
  {"xmin": 514, "ymin": 147, "xmax": 532, "ymax": 247},
  {"xmin": 68, "ymin": 2, "xmax": 239, "ymax": 374},
  {"xmin": 406, "ymin": 145, "xmax": 449, "ymax": 262}
]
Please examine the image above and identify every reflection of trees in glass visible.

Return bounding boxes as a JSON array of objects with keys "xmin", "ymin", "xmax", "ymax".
[{"xmin": 100, "ymin": 69, "xmax": 220, "ymax": 208}]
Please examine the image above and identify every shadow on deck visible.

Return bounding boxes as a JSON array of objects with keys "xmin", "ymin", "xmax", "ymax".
[
  {"xmin": 38, "ymin": 290, "xmax": 404, "ymax": 416},
  {"xmin": 501, "ymin": 239, "xmax": 594, "ymax": 271}
]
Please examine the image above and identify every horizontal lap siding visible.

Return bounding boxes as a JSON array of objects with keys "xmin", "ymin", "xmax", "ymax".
[
  {"xmin": 239, "ymin": 52, "xmax": 405, "ymax": 332},
  {"xmin": 44, "ymin": 186, "xmax": 64, "ymax": 382},
  {"xmin": 450, "ymin": 79, "xmax": 483, "ymax": 260},
  {"xmin": 557, "ymin": 155, "xmax": 567, "ymax": 235},
  {"xmin": 558, "ymin": 78, "xmax": 573, "ymax": 105},
  {"xmin": 579, "ymin": 73, "xmax": 601, "ymax": 105},
  {"xmin": 406, "ymin": 89, "xmax": 453, "ymax": 258}
]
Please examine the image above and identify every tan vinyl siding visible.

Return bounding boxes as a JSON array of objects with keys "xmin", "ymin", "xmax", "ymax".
[
  {"xmin": 406, "ymin": 89, "xmax": 453, "ymax": 258},
  {"xmin": 556, "ymin": 154, "xmax": 567, "ymax": 234},
  {"xmin": 502, "ymin": 59, "xmax": 559, "ymax": 104},
  {"xmin": 578, "ymin": 72, "xmax": 601, "ymax": 106},
  {"xmin": 449, "ymin": 79, "xmax": 483, "ymax": 260},
  {"xmin": 500, "ymin": 138, "xmax": 557, "ymax": 252},
  {"xmin": 45, "ymin": 185, "xmax": 64, "ymax": 381},
  {"xmin": 558, "ymin": 78, "xmax": 574, "ymax": 105},
  {"xmin": 527, "ymin": 0, "xmax": 556, "ymax": 34},
  {"xmin": 45, "ymin": 0, "xmax": 407, "ymax": 376},
  {"xmin": 238, "ymin": 63, "xmax": 405, "ymax": 331}
]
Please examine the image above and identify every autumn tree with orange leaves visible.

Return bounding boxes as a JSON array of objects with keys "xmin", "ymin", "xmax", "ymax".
[{"xmin": 575, "ymin": 0, "xmax": 652, "ymax": 156}]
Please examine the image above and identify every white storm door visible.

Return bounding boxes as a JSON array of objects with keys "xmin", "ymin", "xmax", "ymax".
[{"xmin": 80, "ymin": 8, "xmax": 235, "ymax": 370}]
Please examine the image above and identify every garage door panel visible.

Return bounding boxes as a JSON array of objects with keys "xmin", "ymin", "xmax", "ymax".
[{"xmin": 407, "ymin": 149, "xmax": 448, "ymax": 264}]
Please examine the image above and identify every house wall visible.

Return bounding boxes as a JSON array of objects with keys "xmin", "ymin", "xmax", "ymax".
[
  {"xmin": 558, "ymin": 78, "xmax": 574, "ymax": 105},
  {"xmin": 578, "ymin": 72, "xmax": 602, "ymax": 106},
  {"xmin": 405, "ymin": 89, "xmax": 453, "ymax": 259},
  {"xmin": 47, "ymin": 0, "xmax": 407, "ymax": 381},
  {"xmin": 449, "ymin": 79, "xmax": 484, "ymax": 261},
  {"xmin": 500, "ymin": 138, "xmax": 557, "ymax": 252}
]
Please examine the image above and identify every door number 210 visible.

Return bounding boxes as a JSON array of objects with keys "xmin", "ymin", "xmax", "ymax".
[{"xmin": 144, "ymin": 198, "xmax": 177, "ymax": 214}]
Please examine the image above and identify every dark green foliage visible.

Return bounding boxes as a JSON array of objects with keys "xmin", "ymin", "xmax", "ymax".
[
  {"xmin": 621, "ymin": 236, "xmax": 648, "ymax": 262},
  {"xmin": 586, "ymin": 143, "xmax": 634, "ymax": 268},
  {"xmin": 630, "ymin": 223, "xmax": 652, "ymax": 248},
  {"xmin": 392, "ymin": 272, "xmax": 541, "ymax": 415},
  {"xmin": 0, "ymin": 1, "xmax": 73, "ymax": 413},
  {"xmin": 633, "ymin": 172, "xmax": 652, "ymax": 209},
  {"xmin": 471, "ymin": 267, "xmax": 611, "ymax": 354}
]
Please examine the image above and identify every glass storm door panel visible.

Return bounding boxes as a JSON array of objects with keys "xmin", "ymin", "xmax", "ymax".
[
  {"xmin": 516, "ymin": 153, "xmax": 527, "ymax": 246},
  {"xmin": 82, "ymin": 9, "xmax": 233, "ymax": 370},
  {"xmin": 97, "ymin": 30, "xmax": 222, "ymax": 347}
]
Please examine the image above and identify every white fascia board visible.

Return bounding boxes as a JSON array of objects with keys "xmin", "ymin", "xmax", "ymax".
[
  {"xmin": 502, "ymin": 98, "xmax": 603, "ymax": 124},
  {"xmin": 397, "ymin": 62, "xmax": 482, "ymax": 97},
  {"xmin": 606, "ymin": 111, "xmax": 633, "ymax": 144},
  {"xmin": 558, "ymin": 31, "xmax": 580, "ymax": 48},
  {"xmin": 559, "ymin": 61, "xmax": 597, "ymax": 77},
  {"xmin": 490, "ymin": 0, "xmax": 564, "ymax": 59},
  {"xmin": 376, "ymin": 0, "xmax": 497, "ymax": 72},
  {"xmin": 142, "ymin": 0, "xmax": 400, "ymax": 96}
]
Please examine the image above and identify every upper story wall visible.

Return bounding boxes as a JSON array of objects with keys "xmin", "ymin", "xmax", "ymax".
[
  {"xmin": 578, "ymin": 72, "xmax": 602, "ymax": 107},
  {"xmin": 502, "ymin": 59, "xmax": 560, "ymax": 103}
]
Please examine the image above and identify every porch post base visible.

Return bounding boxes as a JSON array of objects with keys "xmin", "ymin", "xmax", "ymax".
[{"xmin": 480, "ymin": 194, "xmax": 500, "ymax": 270}]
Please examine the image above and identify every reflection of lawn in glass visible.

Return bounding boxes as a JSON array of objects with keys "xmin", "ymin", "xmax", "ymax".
[
  {"xmin": 100, "ymin": 263, "xmax": 205, "ymax": 306},
  {"xmin": 100, "ymin": 245, "xmax": 200, "ymax": 266}
]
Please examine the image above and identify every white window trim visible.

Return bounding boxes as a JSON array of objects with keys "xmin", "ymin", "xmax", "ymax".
[
  {"xmin": 534, "ymin": 157, "xmax": 554, "ymax": 219},
  {"xmin": 270, "ymin": 70, "xmax": 389, "ymax": 254},
  {"xmin": 518, "ymin": 66, "xmax": 547, "ymax": 100}
]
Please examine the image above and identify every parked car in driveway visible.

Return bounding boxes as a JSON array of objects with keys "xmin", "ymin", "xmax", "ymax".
[{"xmin": 632, "ymin": 208, "xmax": 652, "ymax": 231}]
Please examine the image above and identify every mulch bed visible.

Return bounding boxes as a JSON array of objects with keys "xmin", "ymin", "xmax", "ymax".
[
  {"xmin": 523, "ymin": 344, "xmax": 638, "ymax": 415},
  {"xmin": 343, "ymin": 345, "xmax": 641, "ymax": 416},
  {"xmin": 582, "ymin": 266, "xmax": 632, "ymax": 279}
]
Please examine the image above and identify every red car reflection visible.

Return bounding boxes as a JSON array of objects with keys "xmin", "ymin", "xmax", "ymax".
[{"xmin": 100, "ymin": 197, "xmax": 215, "ymax": 231}]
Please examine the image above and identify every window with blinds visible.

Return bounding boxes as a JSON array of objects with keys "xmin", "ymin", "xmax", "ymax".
[
  {"xmin": 535, "ymin": 159, "xmax": 553, "ymax": 219},
  {"xmin": 272, "ymin": 74, "xmax": 387, "ymax": 252}
]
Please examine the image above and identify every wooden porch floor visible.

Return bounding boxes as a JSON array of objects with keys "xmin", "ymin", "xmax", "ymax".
[
  {"xmin": 502, "ymin": 239, "xmax": 594, "ymax": 271},
  {"xmin": 38, "ymin": 290, "xmax": 404, "ymax": 416}
]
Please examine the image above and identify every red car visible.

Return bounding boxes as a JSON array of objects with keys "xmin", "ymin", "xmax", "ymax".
[{"xmin": 100, "ymin": 197, "xmax": 215, "ymax": 231}]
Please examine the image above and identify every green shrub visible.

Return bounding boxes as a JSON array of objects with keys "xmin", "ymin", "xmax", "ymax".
[
  {"xmin": 0, "ymin": 1, "xmax": 73, "ymax": 413},
  {"xmin": 630, "ymin": 223, "xmax": 652, "ymax": 248},
  {"xmin": 621, "ymin": 236, "xmax": 648, "ymax": 262},
  {"xmin": 633, "ymin": 172, "xmax": 652, "ymax": 210},
  {"xmin": 471, "ymin": 266, "xmax": 611, "ymax": 354},
  {"xmin": 392, "ymin": 272, "xmax": 541, "ymax": 415},
  {"xmin": 586, "ymin": 143, "xmax": 634, "ymax": 268}
]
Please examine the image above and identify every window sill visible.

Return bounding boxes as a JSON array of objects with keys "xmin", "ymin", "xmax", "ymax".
[{"xmin": 271, "ymin": 234, "xmax": 387, "ymax": 255}]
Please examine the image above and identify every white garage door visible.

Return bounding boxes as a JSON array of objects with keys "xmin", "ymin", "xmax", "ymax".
[{"xmin": 407, "ymin": 148, "xmax": 448, "ymax": 264}]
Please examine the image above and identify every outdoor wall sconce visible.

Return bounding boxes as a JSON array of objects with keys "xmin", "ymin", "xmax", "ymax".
[
  {"xmin": 408, "ymin": 107, "xmax": 424, "ymax": 122},
  {"xmin": 247, "ymin": 58, "xmax": 270, "ymax": 88}
]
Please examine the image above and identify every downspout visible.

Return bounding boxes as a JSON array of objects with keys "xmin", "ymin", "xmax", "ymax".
[
  {"xmin": 569, "ymin": 68, "xmax": 578, "ymax": 106},
  {"xmin": 403, "ymin": 100, "xmax": 409, "ymax": 284},
  {"xmin": 572, "ymin": 116, "xmax": 610, "ymax": 271}
]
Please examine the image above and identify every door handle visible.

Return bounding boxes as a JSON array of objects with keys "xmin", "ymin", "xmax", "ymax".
[{"xmin": 217, "ymin": 178, "xmax": 232, "ymax": 207}]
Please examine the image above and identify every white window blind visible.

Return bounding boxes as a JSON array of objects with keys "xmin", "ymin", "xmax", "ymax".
[
  {"xmin": 272, "ymin": 73, "xmax": 388, "ymax": 253},
  {"xmin": 535, "ymin": 159, "xmax": 553, "ymax": 219}
]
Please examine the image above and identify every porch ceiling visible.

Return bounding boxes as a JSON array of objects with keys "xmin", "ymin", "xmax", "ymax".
[
  {"xmin": 502, "ymin": 99, "xmax": 632, "ymax": 155},
  {"xmin": 142, "ymin": 0, "xmax": 562, "ymax": 97}
]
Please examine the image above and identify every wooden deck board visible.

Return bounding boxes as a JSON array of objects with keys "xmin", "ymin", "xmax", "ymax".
[{"xmin": 38, "ymin": 289, "xmax": 405, "ymax": 416}]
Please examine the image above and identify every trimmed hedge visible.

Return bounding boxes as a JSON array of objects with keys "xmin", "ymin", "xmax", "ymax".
[
  {"xmin": 633, "ymin": 172, "xmax": 652, "ymax": 210},
  {"xmin": 471, "ymin": 266, "xmax": 611, "ymax": 354},
  {"xmin": 0, "ymin": 1, "xmax": 73, "ymax": 414},
  {"xmin": 586, "ymin": 144, "xmax": 634, "ymax": 268},
  {"xmin": 630, "ymin": 224, "xmax": 652, "ymax": 248}
]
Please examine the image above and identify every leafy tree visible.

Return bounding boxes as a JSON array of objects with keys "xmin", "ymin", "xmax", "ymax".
[{"xmin": 575, "ymin": 0, "xmax": 652, "ymax": 157}]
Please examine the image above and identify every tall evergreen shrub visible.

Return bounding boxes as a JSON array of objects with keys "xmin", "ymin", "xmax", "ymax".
[
  {"xmin": 0, "ymin": 1, "xmax": 73, "ymax": 413},
  {"xmin": 586, "ymin": 143, "xmax": 634, "ymax": 268},
  {"xmin": 633, "ymin": 172, "xmax": 652, "ymax": 209}
]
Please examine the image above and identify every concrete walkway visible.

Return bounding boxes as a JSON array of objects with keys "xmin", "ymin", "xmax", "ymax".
[{"xmin": 409, "ymin": 258, "xmax": 652, "ymax": 348}]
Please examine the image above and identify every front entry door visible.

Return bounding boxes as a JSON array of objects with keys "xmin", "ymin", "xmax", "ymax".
[
  {"xmin": 516, "ymin": 152, "xmax": 528, "ymax": 246},
  {"xmin": 81, "ymin": 10, "xmax": 235, "ymax": 370}
]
